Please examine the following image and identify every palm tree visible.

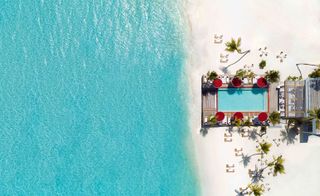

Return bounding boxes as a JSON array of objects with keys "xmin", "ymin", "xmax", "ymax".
[
  {"xmin": 225, "ymin": 38, "xmax": 242, "ymax": 53},
  {"xmin": 309, "ymin": 68, "xmax": 320, "ymax": 78},
  {"xmin": 254, "ymin": 126, "xmax": 267, "ymax": 137},
  {"xmin": 308, "ymin": 108, "xmax": 320, "ymax": 129},
  {"xmin": 265, "ymin": 70, "xmax": 280, "ymax": 83},
  {"xmin": 259, "ymin": 60, "xmax": 266, "ymax": 69},
  {"xmin": 257, "ymin": 142, "xmax": 272, "ymax": 155},
  {"xmin": 249, "ymin": 141, "xmax": 272, "ymax": 158},
  {"xmin": 233, "ymin": 119, "xmax": 243, "ymax": 127},
  {"xmin": 209, "ymin": 115, "xmax": 217, "ymax": 125},
  {"xmin": 247, "ymin": 71, "xmax": 256, "ymax": 84},
  {"xmin": 308, "ymin": 108, "xmax": 320, "ymax": 119},
  {"xmin": 222, "ymin": 38, "xmax": 251, "ymax": 72},
  {"xmin": 207, "ymin": 71, "xmax": 218, "ymax": 80},
  {"xmin": 287, "ymin": 75, "xmax": 302, "ymax": 81},
  {"xmin": 243, "ymin": 117, "xmax": 252, "ymax": 127},
  {"xmin": 235, "ymin": 69, "xmax": 247, "ymax": 78},
  {"xmin": 268, "ymin": 156, "xmax": 285, "ymax": 176},
  {"xmin": 269, "ymin": 111, "xmax": 280, "ymax": 125},
  {"xmin": 295, "ymin": 63, "xmax": 320, "ymax": 78},
  {"xmin": 248, "ymin": 184, "xmax": 265, "ymax": 196}
]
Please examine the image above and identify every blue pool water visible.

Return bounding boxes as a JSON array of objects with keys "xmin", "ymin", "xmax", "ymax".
[
  {"xmin": 218, "ymin": 88, "xmax": 268, "ymax": 112},
  {"xmin": 0, "ymin": 1, "xmax": 198, "ymax": 195}
]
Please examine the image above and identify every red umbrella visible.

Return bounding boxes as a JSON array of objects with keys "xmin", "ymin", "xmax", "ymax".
[
  {"xmin": 258, "ymin": 112, "xmax": 268, "ymax": 122},
  {"xmin": 257, "ymin": 77, "xmax": 268, "ymax": 88},
  {"xmin": 215, "ymin": 112, "xmax": 225, "ymax": 121},
  {"xmin": 232, "ymin": 77, "xmax": 242, "ymax": 88},
  {"xmin": 234, "ymin": 112, "xmax": 244, "ymax": 120},
  {"xmin": 213, "ymin": 78, "xmax": 223, "ymax": 88}
]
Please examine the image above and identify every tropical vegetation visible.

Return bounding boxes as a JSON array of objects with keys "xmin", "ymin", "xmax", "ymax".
[
  {"xmin": 259, "ymin": 60, "xmax": 266, "ymax": 69},
  {"xmin": 286, "ymin": 75, "xmax": 302, "ymax": 81},
  {"xmin": 309, "ymin": 68, "xmax": 320, "ymax": 78},
  {"xmin": 207, "ymin": 71, "xmax": 218, "ymax": 80},
  {"xmin": 257, "ymin": 141, "xmax": 272, "ymax": 155},
  {"xmin": 233, "ymin": 119, "xmax": 243, "ymax": 127},
  {"xmin": 248, "ymin": 184, "xmax": 265, "ymax": 196},
  {"xmin": 235, "ymin": 69, "xmax": 256, "ymax": 83},
  {"xmin": 223, "ymin": 38, "xmax": 250, "ymax": 71},
  {"xmin": 243, "ymin": 117, "xmax": 252, "ymax": 127},
  {"xmin": 265, "ymin": 70, "xmax": 280, "ymax": 83},
  {"xmin": 267, "ymin": 155, "xmax": 285, "ymax": 176},
  {"xmin": 209, "ymin": 115, "xmax": 217, "ymax": 125},
  {"xmin": 225, "ymin": 37, "xmax": 242, "ymax": 53},
  {"xmin": 308, "ymin": 108, "xmax": 320, "ymax": 129},
  {"xmin": 269, "ymin": 111, "xmax": 281, "ymax": 125}
]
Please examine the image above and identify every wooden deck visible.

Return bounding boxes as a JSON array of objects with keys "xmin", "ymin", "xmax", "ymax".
[
  {"xmin": 269, "ymin": 83, "xmax": 279, "ymax": 113},
  {"xmin": 201, "ymin": 76, "xmax": 281, "ymax": 126},
  {"xmin": 202, "ymin": 91, "xmax": 216, "ymax": 124}
]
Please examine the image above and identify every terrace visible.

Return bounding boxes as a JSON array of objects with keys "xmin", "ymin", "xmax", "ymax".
[{"xmin": 201, "ymin": 73, "xmax": 279, "ymax": 127}]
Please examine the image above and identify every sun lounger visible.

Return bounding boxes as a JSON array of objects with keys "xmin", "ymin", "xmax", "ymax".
[
  {"xmin": 241, "ymin": 130, "xmax": 249, "ymax": 137},
  {"xmin": 226, "ymin": 76, "xmax": 230, "ymax": 83},
  {"xmin": 243, "ymin": 77, "xmax": 249, "ymax": 84},
  {"xmin": 224, "ymin": 138, "xmax": 232, "ymax": 142},
  {"xmin": 224, "ymin": 132, "xmax": 232, "ymax": 137},
  {"xmin": 253, "ymin": 76, "xmax": 258, "ymax": 84},
  {"xmin": 234, "ymin": 148, "xmax": 243, "ymax": 152},
  {"xmin": 226, "ymin": 164, "xmax": 235, "ymax": 168},
  {"xmin": 226, "ymin": 168, "xmax": 235, "ymax": 173},
  {"xmin": 221, "ymin": 76, "xmax": 227, "ymax": 84},
  {"xmin": 235, "ymin": 152, "xmax": 243, "ymax": 156},
  {"xmin": 248, "ymin": 169, "xmax": 254, "ymax": 177}
]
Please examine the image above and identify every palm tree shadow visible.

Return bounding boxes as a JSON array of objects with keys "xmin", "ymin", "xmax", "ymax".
[
  {"xmin": 240, "ymin": 154, "xmax": 251, "ymax": 168},
  {"xmin": 235, "ymin": 189, "xmax": 246, "ymax": 196},
  {"xmin": 251, "ymin": 168, "xmax": 265, "ymax": 183},
  {"xmin": 280, "ymin": 128, "xmax": 298, "ymax": 145},
  {"xmin": 200, "ymin": 127, "xmax": 208, "ymax": 137},
  {"xmin": 248, "ymin": 129, "xmax": 258, "ymax": 141}
]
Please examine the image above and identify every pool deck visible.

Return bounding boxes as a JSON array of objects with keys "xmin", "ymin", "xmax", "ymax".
[{"xmin": 201, "ymin": 77, "xmax": 279, "ymax": 127}]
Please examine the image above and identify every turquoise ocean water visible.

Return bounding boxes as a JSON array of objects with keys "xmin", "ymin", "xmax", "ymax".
[{"xmin": 0, "ymin": 1, "xmax": 198, "ymax": 195}]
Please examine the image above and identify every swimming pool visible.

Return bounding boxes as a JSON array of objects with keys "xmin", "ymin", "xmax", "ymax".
[{"xmin": 217, "ymin": 88, "xmax": 268, "ymax": 112}]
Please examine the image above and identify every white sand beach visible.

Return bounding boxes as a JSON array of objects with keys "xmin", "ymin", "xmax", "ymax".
[{"xmin": 185, "ymin": 0, "xmax": 320, "ymax": 195}]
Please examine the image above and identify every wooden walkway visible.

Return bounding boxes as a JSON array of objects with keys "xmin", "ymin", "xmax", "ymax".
[
  {"xmin": 202, "ymin": 91, "xmax": 216, "ymax": 124},
  {"xmin": 269, "ymin": 83, "xmax": 279, "ymax": 113}
]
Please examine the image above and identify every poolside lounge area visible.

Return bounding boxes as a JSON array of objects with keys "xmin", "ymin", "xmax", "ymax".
[{"xmin": 201, "ymin": 75, "xmax": 279, "ymax": 127}]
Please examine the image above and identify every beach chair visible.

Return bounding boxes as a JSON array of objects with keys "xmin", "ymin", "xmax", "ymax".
[
  {"xmin": 243, "ymin": 77, "xmax": 249, "ymax": 84},
  {"xmin": 226, "ymin": 164, "xmax": 235, "ymax": 168},
  {"xmin": 226, "ymin": 168, "xmax": 235, "ymax": 173},
  {"xmin": 253, "ymin": 76, "xmax": 258, "ymax": 84},
  {"xmin": 203, "ymin": 76, "xmax": 207, "ymax": 83},
  {"xmin": 234, "ymin": 148, "xmax": 243, "ymax": 152},
  {"xmin": 226, "ymin": 76, "xmax": 230, "ymax": 83},
  {"xmin": 224, "ymin": 138, "xmax": 232, "ymax": 142},
  {"xmin": 248, "ymin": 169, "xmax": 254, "ymax": 177},
  {"xmin": 224, "ymin": 132, "xmax": 232, "ymax": 137},
  {"xmin": 222, "ymin": 116, "xmax": 228, "ymax": 125},
  {"xmin": 221, "ymin": 76, "xmax": 227, "ymax": 84}
]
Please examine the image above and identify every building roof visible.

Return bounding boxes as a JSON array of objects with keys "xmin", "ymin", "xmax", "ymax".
[{"xmin": 284, "ymin": 80, "xmax": 305, "ymax": 118}]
